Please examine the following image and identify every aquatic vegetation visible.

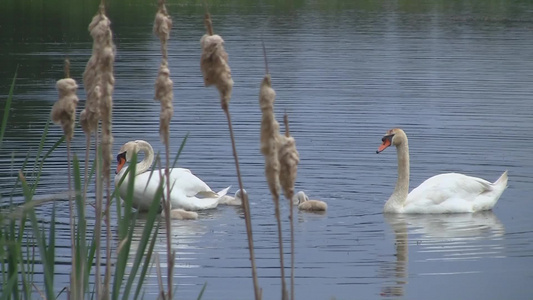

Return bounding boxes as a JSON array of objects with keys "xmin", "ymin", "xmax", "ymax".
[
  {"xmin": 1, "ymin": 2, "xmax": 304, "ymax": 300},
  {"xmin": 258, "ymin": 48, "xmax": 301, "ymax": 300},
  {"xmin": 200, "ymin": 11, "xmax": 261, "ymax": 300}
]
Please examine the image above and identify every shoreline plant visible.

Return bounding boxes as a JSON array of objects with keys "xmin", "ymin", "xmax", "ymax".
[
  {"xmin": 200, "ymin": 10, "xmax": 262, "ymax": 300},
  {"xmin": 1, "ymin": 2, "xmax": 165, "ymax": 300},
  {"xmin": 1, "ymin": 3, "xmax": 302, "ymax": 300}
]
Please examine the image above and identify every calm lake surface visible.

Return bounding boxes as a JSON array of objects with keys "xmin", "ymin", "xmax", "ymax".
[{"xmin": 1, "ymin": 1, "xmax": 533, "ymax": 299}]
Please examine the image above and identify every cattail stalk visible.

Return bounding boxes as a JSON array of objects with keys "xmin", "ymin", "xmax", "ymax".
[
  {"xmin": 51, "ymin": 66, "xmax": 79, "ymax": 298},
  {"xmin": 201, "ymin": 12, "xmax": 262, "ymax": 300},
  {"xmin": 279, "ymin": 113, "xmax": 300, "ymax": 300},
  {"xmin": 82, "ymin": 3, "xmax": 116, "ymax": 297},
  {"xmin": 81, "ymin": 7, "xmax": 104, "ymax": 295},
  {"xmin": 259, "ymin": 74, "xmax": 288, "ymax": 300},
  {"xmin": 153, "ymin": 0, "xmax": 175, "ymax": 298}
]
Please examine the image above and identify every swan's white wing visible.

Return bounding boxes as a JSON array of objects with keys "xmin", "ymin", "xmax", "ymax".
[
  {"xmin": 405, "ymin": 173, "xmax": 493, "ymax": 213},
  {"xmin": 116, "ymin": 170, "xmax": 163, "ymax": 211},
  {"xmin": 168, "ymin": 168, "xmax": 215, "ymax": 197}
]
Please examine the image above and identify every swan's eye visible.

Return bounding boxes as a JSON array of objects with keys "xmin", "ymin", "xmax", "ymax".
[
  {"xmin": 382, "ymin": 134, "xmax": 395, "ymax": 142},
  {"xmin": 117, "ymin": 152, "xmax": 126, "ymax": 163}
]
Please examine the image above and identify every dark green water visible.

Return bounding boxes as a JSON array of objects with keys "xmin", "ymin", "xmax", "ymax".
[{"xmin": 1, "ymin": 0, "xmax": 533, "ymax": 299}]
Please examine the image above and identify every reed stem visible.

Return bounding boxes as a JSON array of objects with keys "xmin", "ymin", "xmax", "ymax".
[
  {"xmin": 202, "ymin": 9, "xmax": 261, "ymax": 300},
  {"xmin": 284, "ymin": 113, "xmax": 295, "ymax": 300},
  {"xmin": 104, "ymin": 162, "xmax": 112, "ymax": 299},
  {"xmin": 153, "ymin": 0, "xmax": 175, "ymax": 297},
  {"xmin": 94, "ymin": 133, "xmax": 103, "ymax": 298},
  {"xmin": 274, "ymin": 193, "xmax": 288, "ymax": 300},
  {"xmin": 164, "ymin": 140, "xmax": 174, "ymax": 300},
  {"xmin": 223, "ymin": 108, "xmax": 262, "ymax": 300},
  {"xmin": 66, "ymin": 140, "xmax": 78, "ymax": 298}
]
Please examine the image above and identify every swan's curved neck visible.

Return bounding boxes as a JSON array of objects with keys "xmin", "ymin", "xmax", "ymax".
[
  {"xmin": 385, "ymin": 140, "xmax": 410, "ymax": 212},
  {"xmin": 135, "ymin": 141, "xmax": 154, "ymax": 175}
]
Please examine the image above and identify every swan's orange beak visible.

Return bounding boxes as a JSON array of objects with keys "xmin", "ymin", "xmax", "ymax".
[
  {"xmin": 116, "ymin": 152, "xmax": 127, "ymax": 174},
  {"xmin": 376, "ymin": 136, "xmax": 392, "ymax": 153}
]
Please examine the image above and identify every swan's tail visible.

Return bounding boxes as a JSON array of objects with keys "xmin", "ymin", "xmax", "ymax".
[
  {"xmin": 216, "ymin": 186, "xmax": 231, "ymax": 198},
  {"xmin": 486, "ymin": 170, "xmax": 508, "ymax": 210},
  {"xmin": 473, "ymin": 171, "xmax": 508, "ymax": 212},
  {"xmin": 494, "ymin": 170, "xmax": 508, "ymax": 188}
]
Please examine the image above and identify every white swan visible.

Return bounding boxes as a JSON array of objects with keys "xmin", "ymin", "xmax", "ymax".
[
  {"xmin": 114, "ymin": 140, "xmax": 230, "ymax": 212},
  {"xmin": 292, "ymin": 191, "xmax": 327, "ymax": 212},
  {"xmin": 376, "ymin": 128, "xmax": 508, "ymax": 214}
]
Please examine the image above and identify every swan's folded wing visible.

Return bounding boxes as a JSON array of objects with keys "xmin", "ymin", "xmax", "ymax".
[
  {"xmin": 407, "ymin": 173, "xmax": 494, "ymax": 209},
  {"xmin": 168, "ymin": 168, "xmax": 214, "ymax": 197}
]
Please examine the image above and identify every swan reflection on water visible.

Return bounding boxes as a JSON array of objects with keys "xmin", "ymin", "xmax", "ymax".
[
  {"xmin": 129, "ymin": 214, "xmax": 210, "ymax": 269},
  {"xmin": 381, "ymin": 211, "xmax": 505, "ymax": 297}
]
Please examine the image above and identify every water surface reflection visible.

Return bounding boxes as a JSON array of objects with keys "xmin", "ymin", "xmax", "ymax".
[{"xmin": 383, "ymin": 212, "xmax": 506, "ymax": 298}]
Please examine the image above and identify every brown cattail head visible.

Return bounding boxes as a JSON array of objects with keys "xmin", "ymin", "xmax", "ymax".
[
  {"xmin": 278, "ymin": 114, "xmax": 299, "ymax": 200},
  {"xmin": 200, "ymin": 33, "xmax": 234, "ymax": 110},
  {"xmin": 89, "ymin": 9, "xmax": 112, "ymax": 49},
  {"xmin": 154, "ymin": 62, "xmax": 174, "ymax": 142},
  {"xmin": 51, "ymin": 78, "xmax": 79, "ymax": 141},
  {"xmin": 278, "ymin": 134, "xmax": 299, "ymax": 200},
  {"xmin": 153, "ymin": 0, "xmax": 174, "ymax": 143},
  {"xmin": 259, "ymin": 74, "xmax": 281, "ymax": 199},
  {"xmin": 81, "ymin": 54, "xmax": 101, "ymax": 135},
  {"xmin": 80, "ymin": 84, "xmax": 101, "ymax": 135},
  {"xmin": 85, "ymin": 7, "xmax": 115, "ymax": 179},
  {"xmin": 153, "ymin": 0, "xmax": 172, "ymax": 59}
]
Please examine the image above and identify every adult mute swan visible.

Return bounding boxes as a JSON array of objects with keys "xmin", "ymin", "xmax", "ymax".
[
  {"xmin": 114, "ymin": 140, "xmax": 230, "ymax": 212},
  {"xmin": 376, "ymin": 128, "xmax": 508, "ymax": 214},
  {"xmin": 292, "ymin": 191, "xmax": 327, "ymax": 212}
]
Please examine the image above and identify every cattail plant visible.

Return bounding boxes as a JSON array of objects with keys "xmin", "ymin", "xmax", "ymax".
[
  {"xmin": 153, "ymin": 0, "xmax": 175, "ymax": 298},
  {"xmin": 259, "ymin": 72, "xmax": 288, "ymax": 300},
  {"xmin": 80, "ymin": 10, "xmax": 103, "ymax": 296},
  {"xmin": 201, "ymin": 11, "xmax": 262, "ymax": 300},
  {"xmin": 278, "ymin": 113, "xmax": 300, "ymax": 300},
  {"xmin": 81, "ymin": 2, "xmax": 116, "ymax": 296},
  {"xmin": 50, "ymin": 60, "xmax": 80, "ymax": 298}
]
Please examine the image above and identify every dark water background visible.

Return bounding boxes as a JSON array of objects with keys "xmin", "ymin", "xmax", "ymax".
[{"xmin": 1, "ymin": 1, "xmax": 532, "ymax": 299}]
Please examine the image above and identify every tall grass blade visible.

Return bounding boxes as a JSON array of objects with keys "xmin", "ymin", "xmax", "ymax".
[
  {"xmin": 171, "ymin": 132, "xmax": 189, "ymax": 169},
  {"xmin": 122, "ymin": 182, "xmax": 162, "ymax": 300},
  {"xmin": 0, "ymin": 68, "xmax": 17, "ymax": 149},
  {"xmin": 4, "ymin": 221, "xmax": 19, "ymax": 299},
  {"xmin": 0, "ymin": 271, "xmax": 18, "ymax": 300},
  {"xmin": 133, "ymin": 219, "xmax": 160, "ymax": 300},
  {"xmin": 196, "ymin": 283, "xmax": 208, "ymax": 300},
  {"xmin": 73, "ymin": 155, "xmax": 88, "ymax": 295},
  {"xmin": 19, "ymin": 172, "xmax": 55, "ymax": 300},
  {"xmin": 8, "ymin": 151, "xmax": 30, "ymax": 196},
  {"xmin": 112, "ymin": 153, "xmax": 139, "ymax": 299},
  {"xmin": 30, "ymin": 126, "xmax": 65, "ymax": 194}
]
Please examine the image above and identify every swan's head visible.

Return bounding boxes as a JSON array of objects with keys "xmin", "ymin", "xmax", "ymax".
[
  {"xmin": 292, "ymin": 191, "xmax": 309, "ymax": 205},
  {"xmin": 376, "ymin": 128, "xmax": 407, "ymax": 153},
  {"xmin": 115, "ymin": 140, "xmax": 152, "ymax": 174},
  {"xmin": 235, "ymin": 189, "xmax": 247, "ymax": 200}
]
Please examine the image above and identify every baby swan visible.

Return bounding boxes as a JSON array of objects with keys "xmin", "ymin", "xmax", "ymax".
[
  {"xmin": 292, "ymin": 191, "xmax": 327, "ymax": 212},
  {"xmin": 218, "ymin": 189, "xmax": 247, "ymax": 206},
  {"xmin": 161, "ymin": 208, "xmax": 199, "ymax": 220}
]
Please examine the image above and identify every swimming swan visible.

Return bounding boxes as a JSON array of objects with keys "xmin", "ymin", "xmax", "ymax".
[
  {"xmin": 114, "ymin": 140, "xmax": 230, "ymax": 212},
  {"xmin": 292, "ymin": 191, "xmax": 327, "ymax": 212},
  {"xmin": 376, "ymin": 128, "xmax": 508, "ymax": 214}
]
